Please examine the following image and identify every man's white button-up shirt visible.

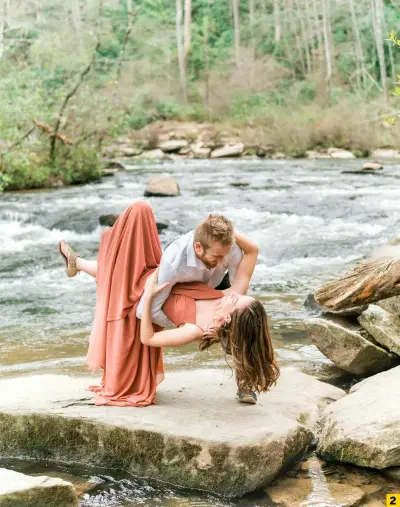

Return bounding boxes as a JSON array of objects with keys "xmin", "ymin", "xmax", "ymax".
[{"xmin": 136, "ymin": 230, "xmax": 243, "ymax": 328}]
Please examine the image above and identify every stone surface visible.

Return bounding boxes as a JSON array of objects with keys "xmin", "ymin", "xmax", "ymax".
[
  {"xmin": 362, "ymin": 161, "xmax": 383, "ymax": 170},
  {"xmin": 359, "ymin": 305, "xmax": 400, "ymax": 356},
  {"xmin": 306, "ymin": 150, "xmax": 332, "ymax": 159},
  {"xmin": 190, "ymin": 142, "xmax": 211, "ymax": 158},
  {"xmin": 327, "ymin": 147, "xmax": 355, "ymax": 159},
  {"xmin": 136, "ymin": 148, "xmax": 167, "ymax": 160},
  {"xmin": 0, "ymin": 468, "xmax": 78, "ymax": 506},
  {"xmin": 144, "ymin": 177, "xmax": 180, "ymax": 197},
  {"xmin": 265, "ymin": 477, "xmax": 365, "ymax": 507},
  {"xmin": 158, "ymin": 140, "xmax": 189, "ymax": 152},
  {"xmin": 304, "ymin": 293, "xmax": 367, "ymax": 317},
  {"xmin": 318, "ymin": 366, "xmax": 400, "ymax": 469},
  {"xmin": 304, "ymin": 317, "xmax": 398, "ymax": 374},
  {"xmin": 119, "ymin": 145, "xmax": 142, "ymax": 157},
  {"xmin": 377, "ymin": 296, "xmax": 400, "ymax": 316},
  {"xmin": 0, "ymin": 368, "xmax": 345, "ymax": 498},
  {"xmin": 210, "ymin": 143, "xmax": 244, "ymax": 158}
]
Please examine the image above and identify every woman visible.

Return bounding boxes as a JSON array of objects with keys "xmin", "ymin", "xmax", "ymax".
[{"xmin": 59, "ymin": 201, "xmax": 279, "ymax": 407}]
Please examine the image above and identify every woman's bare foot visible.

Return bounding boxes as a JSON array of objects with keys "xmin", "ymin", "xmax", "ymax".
[{"xmin": 58, "ymin": 240, "xmax": 80, "ymax": 278}]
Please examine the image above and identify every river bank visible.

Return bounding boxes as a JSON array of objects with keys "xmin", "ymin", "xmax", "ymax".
[{"xmin": 1, "ymin": 120, "xmax": 400, "ymax": 192}]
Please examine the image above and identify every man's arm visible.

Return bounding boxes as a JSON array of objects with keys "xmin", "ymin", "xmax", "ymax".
[
  {"xmin": 136, "ymin": 255, "xmax": 178, "ymax": 328},
  {"xmin": 227, "ymin": 241, "xmax": 244, "ymax": 283}
]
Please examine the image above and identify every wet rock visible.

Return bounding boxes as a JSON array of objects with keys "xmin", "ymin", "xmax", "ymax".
[
  {"xmin": 230, "ymin": 182, "xmax": 250, "ymax": 188},
  {"xmin": 378, "ymin": 296, "xmax": 400, "ymax": 315},
  {"xmin": 0, "ymin": 368, "xmax": 344, "ymax": 498},
  {"xmin": 210, "ymin": 143, "xmax": 244, "ymax": 158},
  {"xmin": 358, "ymin": 305, "xmax": 400, "ymax": 356},
  {"xmin": 328, "ymin": 147, "xmax": 355, "ymax": 159},
  {"xmin": 304, "ymin": 317, "xmax": 398, "ymax": 374},
  {"xmin": 105, "ymin": 160, "xmax": 127, "ymax": 170},
  {"xmin": 144, "ymin": 177, "xmax": 180, "ymax": 197},
  {"xmin": 362, "ymin": 161, "xmax": 383, "ymax": 171},
  {"xmin": 318, "ymin": 365, "xmax": 400, "ymax": 469},
  {"xmin": 158, "ymin": 140, "xmax": 189, "ymax": 152},
  {"xmin": 102, "ymin": 168, "xmax": 119, "ymax": 177},
  {"xmin": 190, "ymin": 142, "xmax": 211, "ymax": 159},
  {"xmin": 265, "ymin": 477, "xmax": 365, "ymax": 507},
  {"xmin": 0, "ymin": 468, "xmax": 78, "ymax": 506},
  {"xmin": 99, "ymin": 214, "xmax": 120, "ymax": 227}
]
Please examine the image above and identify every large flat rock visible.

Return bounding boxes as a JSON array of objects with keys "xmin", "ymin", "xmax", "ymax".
[
  {"xmin": 317, "ymin": 366, "xmax": 400, "ymax": 469},
  {"xmin": 0, "ymin": 468, "xmax": 78, "ymax": 507},
  {"xmin": 0, "ymin": 368, "xmax": 344, "ymax": 498},
  {"xmin": 304, "ymin": 317, "xmax": 398, "ymax": 374}
]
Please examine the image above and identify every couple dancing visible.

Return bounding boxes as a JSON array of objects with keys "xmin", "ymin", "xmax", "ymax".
[{"xmin": 59, "ymin": 201, "xmax": 279, "ymax": 407}]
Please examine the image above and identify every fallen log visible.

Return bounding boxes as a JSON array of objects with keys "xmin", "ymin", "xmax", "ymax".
[{"xmin": 314, "ymin": 257, "xmax": 400, "ymax": 311}]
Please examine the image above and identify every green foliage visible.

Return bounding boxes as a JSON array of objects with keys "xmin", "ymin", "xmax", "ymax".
[
  {"xmin": 52, "ymin": 146, "xmax": 102, "ymax": 185},
  {"xmin": 0, "ymin": 151, "xmax": 52, "ymax": 190}
]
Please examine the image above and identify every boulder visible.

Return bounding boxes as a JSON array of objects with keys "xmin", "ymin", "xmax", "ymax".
[
  {"xmin": 358, "ymin": 305, "xmax": 400, "ymax": 356},
  {"xmin": 190, "ymin": 142, "xmax": 211, "ymax": 159},
  {"xmin": 378, "ymin": 296, "xmax": 400, "ymax": 315},
  {"xmin": 362, "ymin": 161, "xmax": 383, "ymax": 171},
  {"xmin": 318, "ymin": 366, "xmax": 400, "ymax": 469},
  {"xmin": 144, "ymin": 177, "xmax": 180, "ymax": 197},
  {"xmin": 119, "ymin": 145, "xmax": 142, "ymax": 157},
  {"xmin": 105, "ymin": 160, "xmax": 127, "ymax": 170},
  {"xmin": 158, "ymin": 140, "xmax": 189, "ymax": 153},
  {"xmin": 272, "ymin": 152, "xmax": 286, "ymax": 159},
  {"xmin": 383, "ymin": 467, "xmax": 400, "ymax": 482},
  {"xmin": 210, "ymin": 143, "xmax": 244, "ymax": 159},
  {"xmin": 0, "ymin": 368, "xmax": 344, "ymax": 498},
  {"xmin": 0, "ymin": 468, "xmax": 78, "ymax": 506},
  {"xmin": 304, "ymin": 317, "xmax": 398, "ymax": 374},
  {"xmin": 265, "ymin": 477, "xmax": 365, "ymax": 507},
  {"xmin": 136, "ymin": 149, "xmax": 167, "ymax": 160},
  {"xmin": 304, "ymin": 293, "xmax": 367, "ymax": 317},
  {"xmin": 327, "ymin": 147, "xmax": 355, "ymax": 159}
]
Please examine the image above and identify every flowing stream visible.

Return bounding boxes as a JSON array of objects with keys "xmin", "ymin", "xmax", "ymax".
[{"xmin": 1, "ymin": 158, "xmax": 400, "ymax": 505}]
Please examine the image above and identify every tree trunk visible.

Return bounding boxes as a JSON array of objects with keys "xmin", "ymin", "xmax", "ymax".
[
  {"xmin": 314, "ymin": 257, "xmax": 400, "ymax": 310},
  {"xmin": 348, "ymin": 0, "xmax": 365, "ymax": 90},
  {"xmin": 287, "ymin": 0, "xmax": 306, "ymax": 76},
  {"xmin": 372, "ymin": 0, "xmax": 389, "ymax": 107},
  {"xmin": 273, "ymin": 0, "xmax": 281, "ymax": 43},
  {"xmin": 294, "ymin": 0, "xmax": 311, "ymax": 74},
  {"xmin": 232, "ymin": 0, "xmax": 240, "ymax": 67},
  {"xmin": 312, "ymin": 0, "xmax": 324, "ymax": 68},
  {"xmin": 321, "ymin": 0, "xmax": 332, "ymax": 99},
  {"xmin": 176, "ymin": 0, "xmax": 188, "ymax": 103},
  {"xmin": 0, "ymin": 1, "xmax": 4, "ymax": 59},
  {"xmin": 204, "ymin": 0, "xmax": 211, "ymax": 119},
  {"xmin": 184, "ymin": 0, "xmax": 191, "ymax": 73},
  {"xmin": 71, "ymin": 0, "xmax": 82, "ymax": 45},
  {"xmin": 249, "ymin": 0, "xmax": 255, "ymax": 88}
]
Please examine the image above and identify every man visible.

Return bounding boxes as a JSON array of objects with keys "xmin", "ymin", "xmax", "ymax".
[{"xmin": 136, "ymin": 213, "xmax": 242, "ymax": 328}]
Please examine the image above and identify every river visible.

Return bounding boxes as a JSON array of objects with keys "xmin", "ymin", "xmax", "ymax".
[{"xmin": 1, "ymin": 158, "xmax": 399, "ymax": 505}]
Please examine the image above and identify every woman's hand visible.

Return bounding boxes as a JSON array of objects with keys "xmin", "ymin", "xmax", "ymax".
[{"xmin": 143, "ymin": 268, "xmax": 169, "ymax": 299}]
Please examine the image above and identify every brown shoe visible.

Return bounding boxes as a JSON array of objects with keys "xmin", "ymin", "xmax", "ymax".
[{"xmin": 58, "ymin": 240, "xmax": 79, "ymax": 278}]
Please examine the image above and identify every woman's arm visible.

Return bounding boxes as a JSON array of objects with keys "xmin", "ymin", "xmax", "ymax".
[
  {"xmin": 229, "ymin": 232, "xmax": 259, "ymax": 295},
  {"xmin": 140, "ymin": 269, "xmax": 202, "ymax": 347}
]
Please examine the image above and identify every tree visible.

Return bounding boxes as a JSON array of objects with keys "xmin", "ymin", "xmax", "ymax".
[
  {"xmin": 321, "ymin": 0, "xmax": 333, "ymax": 98},
  {"xmin": 232, "ymin": 0, "xmax": 240, "ymax": 67},
  {"xmin": 371, "ymin": 0, "xmax": 389, "ymax": 107},
  {"xmin": 176, "ymin": 0, "xmax": 188, "ymax": 103}
]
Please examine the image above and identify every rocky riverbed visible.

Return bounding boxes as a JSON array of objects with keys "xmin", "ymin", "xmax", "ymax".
[{"xmin": 1, "ymin": 158, "xmax": 400, "ymax": 505}]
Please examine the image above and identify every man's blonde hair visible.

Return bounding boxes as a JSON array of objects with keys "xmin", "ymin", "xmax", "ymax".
[{"xmin": 194, "ymin": 214, "xmax": 234, "ymax": 250}]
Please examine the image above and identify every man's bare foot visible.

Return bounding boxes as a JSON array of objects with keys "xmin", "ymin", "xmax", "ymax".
[{"xmin": 58, "ymin": 240, "xmax": 80, "ymax": 278}]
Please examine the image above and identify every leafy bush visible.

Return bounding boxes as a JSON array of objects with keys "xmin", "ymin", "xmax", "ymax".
[{"xmin": 52, "ymin": 146, "xmax": 102, "ymax": 185}]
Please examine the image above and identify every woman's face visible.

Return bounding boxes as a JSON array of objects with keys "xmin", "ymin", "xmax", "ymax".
[{"xmin": 220, "ymin": 293, "xmax": 254, "ymax": 316}]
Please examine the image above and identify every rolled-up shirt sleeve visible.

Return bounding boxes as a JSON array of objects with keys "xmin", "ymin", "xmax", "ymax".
[
  {"xmin": 136, "ymin": 255, "xmax": 178, "ymax": 328},
  {"xmin": 227, "ymin": 242, "xmax": 244, "ymax": 283}
]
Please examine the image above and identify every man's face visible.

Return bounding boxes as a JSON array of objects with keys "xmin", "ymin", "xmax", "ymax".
[{"xmin": 194, "ymin": 240, "xmax": 232, "ymax": 269}]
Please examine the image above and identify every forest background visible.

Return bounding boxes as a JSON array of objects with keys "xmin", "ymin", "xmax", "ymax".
[{"xmin": 0, "ymin": 0, "xmax": 399, "ymax": 190}]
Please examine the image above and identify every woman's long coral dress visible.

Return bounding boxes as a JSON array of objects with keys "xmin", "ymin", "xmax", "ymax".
[{"xmin": 87, "ymin": 201, "xmax": 222, "ymax": 407}]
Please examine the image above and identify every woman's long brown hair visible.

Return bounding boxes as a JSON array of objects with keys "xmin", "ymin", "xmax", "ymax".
[{"xmin": 200, "ymin": 299, "xmax": 280, "ymax": 393}]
